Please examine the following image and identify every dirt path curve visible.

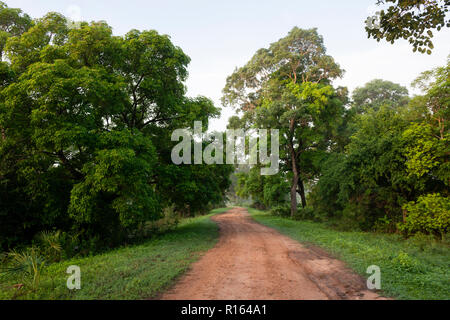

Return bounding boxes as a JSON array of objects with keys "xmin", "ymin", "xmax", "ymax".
[{"xmin": 161, "ymin": 208, "xmax": 385, "ymax": 300}]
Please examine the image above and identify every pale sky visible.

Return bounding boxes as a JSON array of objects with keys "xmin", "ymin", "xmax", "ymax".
[{"xmin": 5, "ymin": 0, "xmax": 450, "ymax": 131}]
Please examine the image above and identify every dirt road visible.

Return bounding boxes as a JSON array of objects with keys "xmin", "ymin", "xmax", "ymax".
[{"xmin": 161, "ymin": 208, "xmax": 385, "ymax": 300}]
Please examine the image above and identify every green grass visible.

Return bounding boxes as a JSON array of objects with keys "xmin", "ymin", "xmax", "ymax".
[
  {"xmin": 249, "ymin": 208, "xmax": 450, "ymax": 300},
  {"xmin": 0, "ymin": 210, "xmax": 227, "ymax": 300}
]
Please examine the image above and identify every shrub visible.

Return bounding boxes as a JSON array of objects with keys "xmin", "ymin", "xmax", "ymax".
[
  {"xmin": 391, "ymin": 251, "xmax": 424, "ymax": 273},
  {"xmin": 2, "ymin": 247, "xmax": 46, "ymax": 290},
  {"xmin": 270, "ymin": 204, "xmax": 291, "ymax": 217},
  {"xmin": 373, "ymin": 215, "xmax": 396, "ymax": 233},
  {"xmin": 293, "ymin": 206, "xmax": 315, "ymax": 221},
  {"xmin": 133, "ymin": 205, "xmax": 180, "ymax": 239},
  {"xmin": 399, "ymin": 193, "xmax": 450, "ymax": 239},
  {"xmin": 0, "ymin": 251, "xmax": 7, "ymax": 265},
  {"xmin": 59, "ymin": 232, "xmax": 81, "ymax": 259},
  {"xmin": 35, "ymin": 231, "xmax": 63, "ymax": 263},
  {"xmin": 250, "ymin": 200, "xmax": 267, "ymax": 211},
  {"xmin": 405, "ymin": 232, "xmax": 438, "ymax": 252}
]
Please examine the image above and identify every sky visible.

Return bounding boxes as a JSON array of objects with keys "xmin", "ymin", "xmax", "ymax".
[{"xmin": 4, "ymin": 0, "xmax": 450, "ymax": 131}]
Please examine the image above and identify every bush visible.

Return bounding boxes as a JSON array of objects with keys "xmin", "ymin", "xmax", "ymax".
[
  {"xmin": 250, "ymin": 200, "xmax": 267, "ymax": 211},
  {"xmin": 133, "ymin": 205, "xmax": 180, "ymax": 239},
  {"xmin": 391, "ymin": 252, "xmax": 424, "ymax": 273},
  {"xmin": 373, "ymin": 215, "xmax": 396, "ymax": 233},
  {"xmin": 0, "ymin": 251, "xmax": 7, "ymax": 269},
  {"xmin": 399, "ymin": 193, "xmax": 450, "ymax": 239},
  {"xmin": 270, "ymin": 204, "xmax": 291, "ymax": 217},
  {"xmin": 2, "ymin": 247, "xmax": 46, "ymax": 290},
  {"xmin": 405, "ymin": 232, "xmax": 438, "ymax": 252},
  {"xmin": 293, "ymin": 206, "xmax": 315, "ymax": 221},
  {"xmin": 59, "ymin": 232, "xmax": 81, "ymax": 259},
  {"xmin": 35, "ymin": 231, "xmax": 63, "ymax": 263}
]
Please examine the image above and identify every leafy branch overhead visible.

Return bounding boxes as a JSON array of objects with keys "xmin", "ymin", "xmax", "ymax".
[{"xmin": 366, "ymin": 0, "xmax": 450, "ymax": 54}]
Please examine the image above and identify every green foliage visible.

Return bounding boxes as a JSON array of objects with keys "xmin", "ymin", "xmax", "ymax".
[
  {"xmin": 0, "ymin": 2, "xmax": 32, "ymax": 57},
  {"xmin": 270, "ymin": 204, "xmax": 291, "ymax": 217},
  {"xmin": 35, "ymin": 231, "xmax": 62, "ymax": 263},
  {"xmin": 236, "ymin": 168, "xmax": 289, "ymax": 209},
  {"xmin": 132, "ymin": 206, "xmax": 180, "ymax": 239},
  {"xmin": 68, "ymin": 130, "xmax": 160, "ymax": 243},
  {"xmin": 311, "ymin": 60, "xmax": 449, "ymax": 235},
  {"xmin": 400, "ymin": 194, "xmax": 450, "ymax": 238},
  {"xmin": 0, "ymin": 212, "xmax": 221, "ymax": 300},
  {"xmin": 223, "ymin": 27, "xmax": 346, "ymax": 217},
  {"xmin": 352, "ymin": 79, "xmax": 409, "ymax": 114},
  {"xmin": 366, "ymin": 0, "xmax": 450, "ymax": 53},
  {"xmin": 1, "ymin": 247, "xmax": 46, "ymax": 290},
  {"xmin": 402, "ymin": 122, "xmax": 448, "ymax": 182},
  {"xmin": 293, "ymin": 206, "xmax": 315, "ymax": 221},
  {"xmin": 312, "ymin": 106, "xmax": 411, "ymax": 230},
  {"xmin": 0, "ymin": 5, "xmax": 232, "ymax": 250}
]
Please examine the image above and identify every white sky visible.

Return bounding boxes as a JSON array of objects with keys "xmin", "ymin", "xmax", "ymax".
[{"xmin": 4, "ymin": 0, "xmax": 450, "ymax": 131}]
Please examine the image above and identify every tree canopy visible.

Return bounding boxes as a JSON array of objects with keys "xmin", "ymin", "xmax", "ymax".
[
  {"xmin": 352, "ymin": 79, "xmax": 410, "ymax": 114},
  {"xmin": 0, "ymin": 5, "xmax": 232, "ymax": 250},
  {"xmin": 223, "ymin": 27, "xmax": 347, "ymax": 217}
]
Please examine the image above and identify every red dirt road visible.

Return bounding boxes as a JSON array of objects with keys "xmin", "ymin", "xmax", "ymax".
[{"xmin": 161, "ymin": 208, "xmax": 385, "ymax": 300}]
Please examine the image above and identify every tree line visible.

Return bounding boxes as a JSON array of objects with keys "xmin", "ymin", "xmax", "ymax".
[
  {"xmin": 0, "ymin": 2, "xmax": 233, "ymax": 251},
  {"xmin": 227, "ymin": 27, "xmax": 448, "ymax": 238}
]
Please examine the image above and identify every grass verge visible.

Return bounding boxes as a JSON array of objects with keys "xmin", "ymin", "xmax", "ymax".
[
  {"xmin": 0, "ymin": 209, "xmax": 227, "ymax": 300},
  {"xmin": 248, "ymin": 208, "xmax": 450, "ymax": 300}
]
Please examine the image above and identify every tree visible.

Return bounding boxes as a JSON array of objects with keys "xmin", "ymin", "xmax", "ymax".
[
  {"xmin": 311, "ymin": 61, "xmax": 448, "ymax": 234},
  {"xmin": 0, "ymin": 8, "xmax": 231, "ymax": 249},
  {"xmin": 223, "ymin": 27, "xmax": 346, "ymax": 217},
  {"xmin": 0, "ymin": 1, "xmax": 32, "ymax": 59},
  {"xmin": 366, "ymin": 0, "xmax": 450, "ymax": 54},
  {"xmin": 236, "ymin": 167, "xmax": 289, "ymax": 210},
  {"xmin": 352, "ymin": 79, "xmax": 409, "ymax": 114},
  {"xmin": 411, "ymin": 57, "xmax": 449, "ymax": 140}
]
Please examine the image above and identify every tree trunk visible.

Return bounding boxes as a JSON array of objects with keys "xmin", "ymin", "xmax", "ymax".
[
  {"xmin": 289, "ymin": 118, "xmax": 299, "ymax": 218},
  {"xmin": 290, "ymin": 170, "xmax": 298, "ymax": 218},
  {"xmin": 298, "ymin": 178, "xmax": 307, "ymax": 208},
  {"xmin": 290, "ymin": 145, "xmax": 299, "ymax": 217}
]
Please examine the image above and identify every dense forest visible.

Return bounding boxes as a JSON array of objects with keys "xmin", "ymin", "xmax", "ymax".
[
  {"xmin": 0, "ymin": 2, "xmax": 233, "ymax": 252},
  {"xmin": 0, "ymin": 0, "xmax": 448, "ymax": 302},
  {"xmin": 0, "ymin": 0, "xmax": 448, "ymax": 254},
  {"xmin": 227, "ymin": 28, "xmax": 448, "ymax": 237}
]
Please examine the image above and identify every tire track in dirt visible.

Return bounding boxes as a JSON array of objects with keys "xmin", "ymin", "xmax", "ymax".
[{"xmin": 160, "ymin": 208, "xmax": 386, "ymax": 300}]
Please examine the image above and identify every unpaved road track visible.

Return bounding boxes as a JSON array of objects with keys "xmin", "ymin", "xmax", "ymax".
[{"xmin": 161, "ymin": 208, "xmax": 385, "ymax": 300}]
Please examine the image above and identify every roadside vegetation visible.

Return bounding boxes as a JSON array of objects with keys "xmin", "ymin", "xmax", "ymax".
[
  {"xmin": 0, "ymin": 209, "xmax": 226, "ymax": 300},
  {"xmin": 0, "ymin": 2, "xmax": 232, "ymax": 255},
  {"xmin": 0, "ymin": 0, "xmax": 448, "ymax": 301},
  {"xmin": 229, "ymin": 27, "xmax": 448, "ymax": 239},
  {"xmin": 249, "ymin": 208, "xmax": 450, "ymax": 300}
]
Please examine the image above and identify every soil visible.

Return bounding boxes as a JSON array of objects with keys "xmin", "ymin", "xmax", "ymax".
[{"xmin": 160, "ymin": 207, "xmax": 387, "ymax": 300}]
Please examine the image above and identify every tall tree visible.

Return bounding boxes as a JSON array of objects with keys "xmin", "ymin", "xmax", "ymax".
[
  {"xmin": 311, "ymin": 60, "xmax": 449, "ymax": 234},
  {"xmin": 0, "ymin": 10, "xmax": 231, "ymax": 249},
  {"xmin": 223, "ymin": 27, "xmax": 346, "ymax": 216},
  {"xmin": 352, "ymin": 79, "xmax": 410, "ymax": 114}
]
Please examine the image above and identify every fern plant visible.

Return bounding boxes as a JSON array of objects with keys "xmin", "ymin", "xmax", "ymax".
[{"xmin": 36, "ymin": 231, "xmax": 62, "ymax": 262}]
